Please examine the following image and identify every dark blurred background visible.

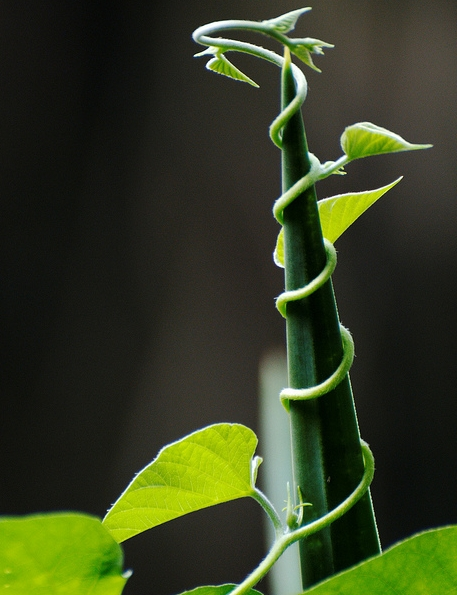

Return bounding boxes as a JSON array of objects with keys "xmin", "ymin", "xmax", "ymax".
[{"xmin": 0, "ymin": 0, "xmax": 456, "ymax": 593}]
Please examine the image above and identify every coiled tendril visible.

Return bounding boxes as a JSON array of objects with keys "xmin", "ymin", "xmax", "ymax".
[
  {"xmin": 193, "ymin": 9, "xmax": 373, "ymax": 566},
  {"xmin": 194, "ymin": 11, "xmax": 355, "ymax": 415},
  {"xmin": 273, "ymin": 184, "xmax": 354, "ymax": 413}
]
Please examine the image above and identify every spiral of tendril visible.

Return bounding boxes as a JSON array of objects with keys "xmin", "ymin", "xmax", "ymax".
[
  {"xmin": 193, "ymin": 14, "xmax": 373, "ymax": 545},
  {"xmin": 266, "ymin": 54, "xmax": 355, "ymax": 415},
  {"xmin": 273, "ymin": 228, "xmax": 354, "ymax": 413}
]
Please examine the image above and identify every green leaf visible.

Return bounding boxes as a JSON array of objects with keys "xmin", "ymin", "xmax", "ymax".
[
  {"xmin": 177, "ymin": 584, "xmax": 263, "ymax": 595},
  {"xmin": 262, "ymin": 8, "xmax": 312, "ymax": 33},
  {"xmin": 341, "ymin": 122, "xmax": 432, "ymax": 160},
  {"xmin": 288, "ymin": 38, "xmax": 334, "ymax": 72},
  {"xmin": 274, "ymin": 227, "xmax": 285, "ymax": 268},
  {"xmin": 0, "ymin": 513, "xmax": 128, "ymax": 594},
  {"xmin": 206, "ymin": 54, "xmax": 259, "ymax": 87},
  {"xmin": 318, "ymin": 177, "xmax": 402, "ymax": 243},
  {"xmin": 302, "ymin": 526, "xmax": 457, "ymax": 594},
  {"xmin": 273, "ymin": 178, "xmax": 400, "ymax": 265},
  {"xmin": 103, "ymin": 423, "xmax": 258, "ymax": 542}
]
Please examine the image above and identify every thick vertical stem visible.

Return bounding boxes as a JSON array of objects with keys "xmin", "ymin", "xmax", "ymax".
[{"xmin": 280, "ymin": 56, "xmax": 380, "ymax": 588}]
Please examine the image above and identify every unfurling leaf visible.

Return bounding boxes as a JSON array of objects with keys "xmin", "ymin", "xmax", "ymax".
[
  {"xmin": 289, "ymin": 38, "xmax": 334, "ymax": 72},
  {"xmin": 262, "ymin": 8, "xmax": 312, "ymax": 34},
  {"xmin": 103, "ymin": 423, "xmax": 258, "ymax": 542},
  {"xmin": 341, "ymin": 122, "xmax": 432, "ymax": 160},
  {"xmin": 318, "ymin": 178, "xmax": 402, "ymax": 243},
  {"xmin": 301, "ymin": 526, "xmax": 457, "ymax": 595},
  {"xmin": 207, "ymin": 54, "xmax": 259, "ymax": 87}
]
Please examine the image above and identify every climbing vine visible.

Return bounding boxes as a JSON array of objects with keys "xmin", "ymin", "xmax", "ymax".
[{"xmin": 0, "ymin": 9, "xmax": 449, "ymax": 595}]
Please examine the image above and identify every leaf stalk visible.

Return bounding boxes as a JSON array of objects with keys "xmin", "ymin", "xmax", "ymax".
[{"xmin": 232, "ymin": 443, "xmax": 375, "ymax": 595}]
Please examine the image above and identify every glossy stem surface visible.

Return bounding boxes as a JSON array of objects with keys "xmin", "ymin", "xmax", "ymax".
[{"xmin": 280, "ymin": 56, "xmax": 380, "ymax": 588}]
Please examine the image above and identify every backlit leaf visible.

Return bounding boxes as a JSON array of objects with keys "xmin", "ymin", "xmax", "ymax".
[
  {"xmin": 302, "ymin": 526, "xmax": 457, "ymax": 595},
  {"xmin": 103, "ymin": 423, "xmax": 258, "ymax": 542},
  {"xmin": 273, "ymin": 178, "xmax": 400, "ymax": 265},
  {"xmin": 0, "ymin": 513, "xmax": 128, "ymax": 594},
  {"xmin": 318, "ymin": 178, "xmax": 402, "ymax": 243},
  {"xmin": 289, "ymin": 38, "xmax": 334, "ymax": 72},
  {"xmin": 341, "ymin": 122, "xmax": 432, "ymax": 160},
  {"xmin": 262, "ymin": 8, "xmax": 312, "ymax": 34},
  {"xmin": 274, "ymin": 228, "xmax": 285, "ymax": 268},
  {"xmin": 206, "ymin": 54, "xmax": 259, "ymax": 87}
]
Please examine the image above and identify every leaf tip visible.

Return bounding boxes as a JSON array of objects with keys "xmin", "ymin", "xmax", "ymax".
[{"xmin": 262, "ymin": 7, "xmax": 312, "ymax": 34}]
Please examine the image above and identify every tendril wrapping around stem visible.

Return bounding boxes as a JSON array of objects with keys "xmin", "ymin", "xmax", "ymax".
[
  {"xmin": 193, "ymin": 11, "xmax": 376, "ymax": 593},
  {"xmin": 231, "ymin": 441, "xmax": 375, "ymax": 595},
  {"xmin": 280, "ymin": 325, "xmax": 354, "ymax": 412},
  {"xmin": 193, "ymin": 14, "xmax": 313, "ymax": 147}
]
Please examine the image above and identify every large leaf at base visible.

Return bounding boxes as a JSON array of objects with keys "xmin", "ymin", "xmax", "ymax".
[
  {"xmin": 318, "ymin": 178, "xmax": 402, "ymax": 243},
  {"xmin": 0, "ymin": 513, "xmax": 128, "ymax": 594},
  {"xmin": 103, "ymin": 423, "xmax": 258, "ymax": 542},
  {"xmin": 302, "ymin": 526, "xmax": 457, "ymax": 594},
  {"xmin": 341, "ymin": 122, "xmax": 432, "ymax": 160}
]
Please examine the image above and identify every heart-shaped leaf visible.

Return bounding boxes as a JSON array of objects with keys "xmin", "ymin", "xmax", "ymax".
[
  {"xmin": 273, "ymin": 178, "xmax": 400, "ymax": 265},
  {"xmin": 0, "ymin": 513, "xmax": 128, "ymax": 594},
  {"xmin": 103, "ymin": 423, "xmax": 258, "ymax": 542},
  {"xmin": 341, "ymin": 122, "xmax": 432, "ymax": 160},
  {"xmin": 318, "ymin": 177, "xmax": 402, "ymax": 243},
  {"xmin": 302, "ymin": 526, "xmax": 457, "ymax": 595}
]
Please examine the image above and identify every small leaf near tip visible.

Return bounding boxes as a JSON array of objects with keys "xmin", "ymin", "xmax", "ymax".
[
  {"xmin": 341, "ymin": 122, "xmax": 433, "ymax": 160},
  {"xmin": 207, "ymin": 54, "xmax": 259, "ymax": 87},
  {"xmin": 194, "ymin": 47, "xmax": 218, "ymax": 58},
  {"xmin": 262, "ymin": 8, "xmax": 312, "ymax": 34},
  {"xmin": 318, "ymin": 177, "xmax": 402, "ymax": 243},
  {"xmin": 288, "ymin": 38, "xmax": 334, "ymax": 72}
]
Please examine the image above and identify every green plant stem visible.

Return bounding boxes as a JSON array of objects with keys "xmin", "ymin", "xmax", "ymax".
[
  {"xmin": 251, "ymin": 488, "xmax": 284, "ymax": 538},
  {"xmin": 231, "ymin": 442, "xmax": 375, "ymax": 595},
  {"xmin": 280, "ymin": 54, "xmax": 380, "ymax": 588}
]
